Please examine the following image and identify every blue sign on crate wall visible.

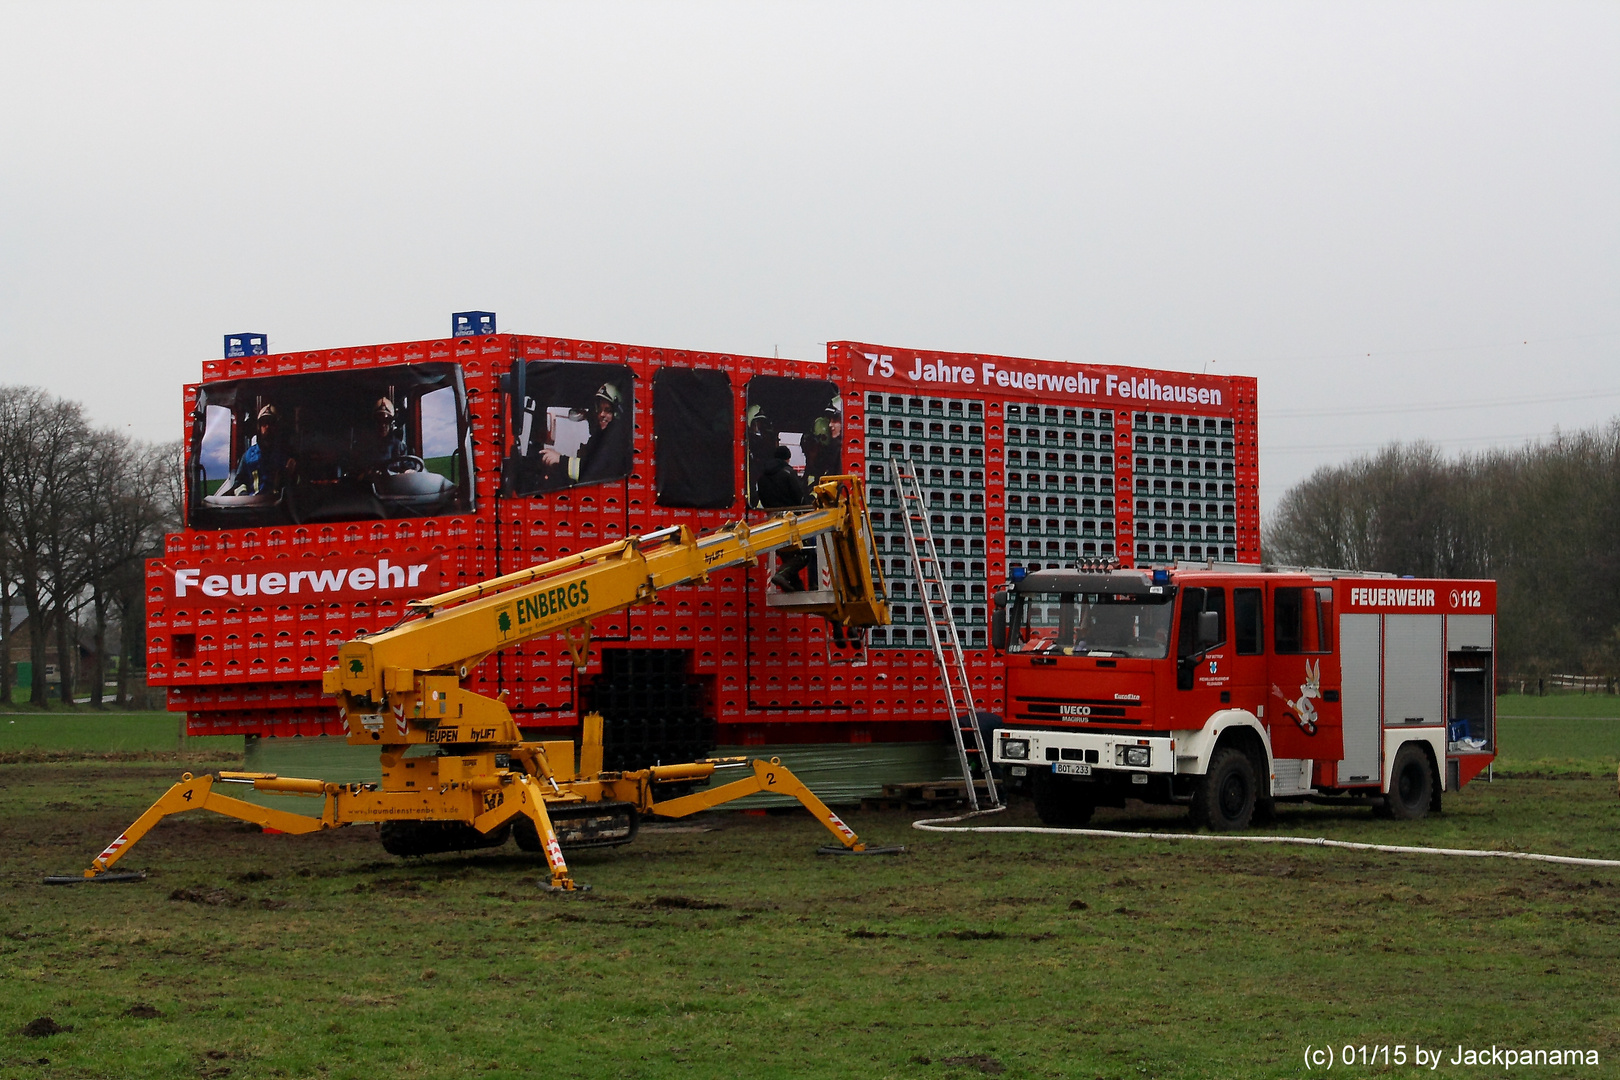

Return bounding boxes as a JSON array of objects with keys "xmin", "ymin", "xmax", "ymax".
[
  {"xmin": 452, "ymin": 311, "xmax": 496, "ymax": 337},
  {"xmin": 224, "ymin": 333, "xmax": 267, "ymax": 358}
]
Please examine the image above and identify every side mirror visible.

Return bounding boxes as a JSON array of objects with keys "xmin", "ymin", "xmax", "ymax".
[
  {"xmin": 989, "ymin": 591, "xmax": 1009, "ymax": 651},
  {"xmin": 1197, "ymin": 610, "xmax": 1220, "ymax": 648}
]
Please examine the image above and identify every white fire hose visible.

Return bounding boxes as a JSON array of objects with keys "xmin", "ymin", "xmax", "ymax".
[{"xmin": 911, "ymin": 808, "xmax": 1620, "ymax": 869}]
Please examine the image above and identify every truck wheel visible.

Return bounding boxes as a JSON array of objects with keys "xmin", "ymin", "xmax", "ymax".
[
  {"xmin": 1192, "ymin": 748, "xmax": 1256, "ymax": 831},
  {"xmin": 1386, "ymin": 744, "xmax": 1434, "ymax": 820},
  {"xmin": 1032, "ymin": 771, "xmax": 1095, "ymax": 827}
]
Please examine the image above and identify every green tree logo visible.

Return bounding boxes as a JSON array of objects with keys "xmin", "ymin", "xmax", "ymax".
[
  {"xmin": 348, "ymin": 659, "xmax": 364, "ymax": 675},
  {"xmin": 498, "ymin": 611, "xmax": 512, "ymax": 633}
]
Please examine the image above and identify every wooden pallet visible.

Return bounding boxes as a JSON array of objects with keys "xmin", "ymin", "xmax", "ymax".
[{"xmin": 861, "ymin": 778, "xmax": 992, "ymax": 811}]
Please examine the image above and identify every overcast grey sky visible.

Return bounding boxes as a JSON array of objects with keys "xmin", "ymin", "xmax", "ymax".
[{"xmin": 2, "ymin": 2, "xmax": 1615, "ymax": 511}]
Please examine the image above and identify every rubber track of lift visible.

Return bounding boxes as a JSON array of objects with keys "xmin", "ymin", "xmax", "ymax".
[
  {"xmin": 515, "ymin": 802, "xmax": 640, "ymax": 852},
  {"xmin": 380, "ymin": 820, "xmax": 513, "ymax": 858}
]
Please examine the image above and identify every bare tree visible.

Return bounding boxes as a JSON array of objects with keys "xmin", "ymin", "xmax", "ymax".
[
  {"xmin": 1266, "ymin": 419, "xmax": 1620, "ymax": 677},
  {"xmin": 1, "ymin": 389, "xmax": 94, "ymax": 704},
  {"xmin": 79, "ymin": 435, "xmax": 176, "ymax": 707},
  {"xmin": 109, "ymin": 441, "xmax": 181, "ymax": 707}
]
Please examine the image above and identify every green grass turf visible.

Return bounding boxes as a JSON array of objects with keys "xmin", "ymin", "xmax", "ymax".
[
  {"xmin": 1, "ymin": 753, "xmax": 1618, "ymax": 1077},
  {"xmin": 1497, "ymin": 692, "xmax": 1620, "ymax": 718},
  {"xmin": 1494, "ymin": 695, "xmax": 1620, "ymax": 778},
  {"xmin": 0, "ymin": 713, "xmax": 243, "ymax": 761}
]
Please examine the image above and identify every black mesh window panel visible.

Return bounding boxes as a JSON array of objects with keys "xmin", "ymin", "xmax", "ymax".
[{"xmin": 653, "ymin": 368, "xmax": 735, "ymax": 508}]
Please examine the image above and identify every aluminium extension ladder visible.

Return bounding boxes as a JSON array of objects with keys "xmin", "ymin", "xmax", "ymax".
[{"xmin": 888, "ymin": 458, "xmax": 1002, "ymax": 812}]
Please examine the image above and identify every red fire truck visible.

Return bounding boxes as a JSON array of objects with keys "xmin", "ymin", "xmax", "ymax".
[
  {"xmin": 147, "ymin": 317, "xmax": 1260, "ymax": 787},
  {"xmin": 990, "ymin": 564, "xmax": 1497, "ymax": 827}
]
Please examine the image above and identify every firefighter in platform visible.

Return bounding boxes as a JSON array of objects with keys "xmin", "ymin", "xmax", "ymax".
[{"xmin": 755, "ymin": 445, "xmax": 814, "ymax": 591}]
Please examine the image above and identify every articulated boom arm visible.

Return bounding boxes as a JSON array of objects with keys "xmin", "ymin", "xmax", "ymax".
[{"xmin": 327, "ymin": 475, "xmax": 887, "ymax": 714}]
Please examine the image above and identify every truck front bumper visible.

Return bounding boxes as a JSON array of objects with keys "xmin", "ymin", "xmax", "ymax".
[{"xmin": 992, "ymin": 728, "xmax": 1177, "ymax": 777}]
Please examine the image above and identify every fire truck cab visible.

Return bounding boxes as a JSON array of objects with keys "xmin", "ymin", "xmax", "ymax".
[{"xmin": 990, "ymin": 564, "xmax": 1497, "ymax": 830}]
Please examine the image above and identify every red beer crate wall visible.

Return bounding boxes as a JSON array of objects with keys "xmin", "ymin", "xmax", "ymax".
[{"xmin": 152, "ymin": 332, "xmax": 1259, "ymax": 741}]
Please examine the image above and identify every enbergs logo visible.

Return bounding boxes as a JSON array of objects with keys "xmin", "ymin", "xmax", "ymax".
[
  {"xmin": 174, "ymin": 558, "xmax": 433, "ymax": 599},
  {"xmin": 495, "ymin": 579, "xmax": 591, "ymax": 642}
]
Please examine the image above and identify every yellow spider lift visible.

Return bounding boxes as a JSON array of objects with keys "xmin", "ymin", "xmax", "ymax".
[{"xmin": 75, "ymin": 477, "xmax": 893, "ymax": 890}]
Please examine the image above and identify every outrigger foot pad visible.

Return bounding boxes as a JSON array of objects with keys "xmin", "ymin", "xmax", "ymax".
[
  {"xmin": 543, "ymin": 883, "xmax": 593, "ymax": 894},
  {"xmin": 43, "ymin": 871, "xmax": 148, "ymax": 885},
  {"xmin": 817, "ymin": 844, "xmax": 907, "ymax": 856}
]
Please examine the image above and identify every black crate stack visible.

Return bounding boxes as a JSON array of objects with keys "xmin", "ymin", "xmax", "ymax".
[{"xmin": 583, "ymin": 648, "xmax": 717, "ymax": 772}]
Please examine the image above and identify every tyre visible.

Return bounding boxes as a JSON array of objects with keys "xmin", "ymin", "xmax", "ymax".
[
  {"xmin": 1385, "ymin": 743, "xmax": 1435, "ymax": 820},
  {"xmin": 1192, "ymin": 747, "xmax": 1257, "ymax": 831},
  {"xmin": 1032, "ymin": 770, "xmax": 1096, "ymax": 827}
]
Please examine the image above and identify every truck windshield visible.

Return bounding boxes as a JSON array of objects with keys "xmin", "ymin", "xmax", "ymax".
[{"xmin": 1007, "ymin": 591, "xmax": 1174, "ymax": 658}]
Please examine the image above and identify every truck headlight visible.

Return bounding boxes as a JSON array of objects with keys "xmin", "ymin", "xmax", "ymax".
[
  {"xmin": 1001, "ymin": 738, "xmax": 1030, "ymax": 760},
  {"xmin": 1116, "ymin": 745, "xmax": 1151, "ymax": 767}
]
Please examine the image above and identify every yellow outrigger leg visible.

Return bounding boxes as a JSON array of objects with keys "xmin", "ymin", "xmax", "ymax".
[
  {"xmin": 645, "ymin": 757, "xmax": 866, "ymax": 848},
  {"xmin": 82, "ymin": 772, "xmax": 328, "ymax": 877}
]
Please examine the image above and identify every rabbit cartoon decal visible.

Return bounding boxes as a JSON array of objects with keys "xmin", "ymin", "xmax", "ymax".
[{"xmin": 1271, "ymin": 658, "xmax": 1321, "ymax": 736}]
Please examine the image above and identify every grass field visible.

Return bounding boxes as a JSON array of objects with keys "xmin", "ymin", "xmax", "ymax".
[
  {"xmin": 1495, "ymin": 693, "xmax": 1620, "ymax": 778},
  {"xmin": 1497, "ymin": 692, "xmax": 1620, "ymax": 718},
  {"xmin": 0, "ymin": 713, "xmax": 243, "ymax": 762},
  {"xmin": 1, "ymin": 708, "xmax": 1618, "ymax": 1078}
]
